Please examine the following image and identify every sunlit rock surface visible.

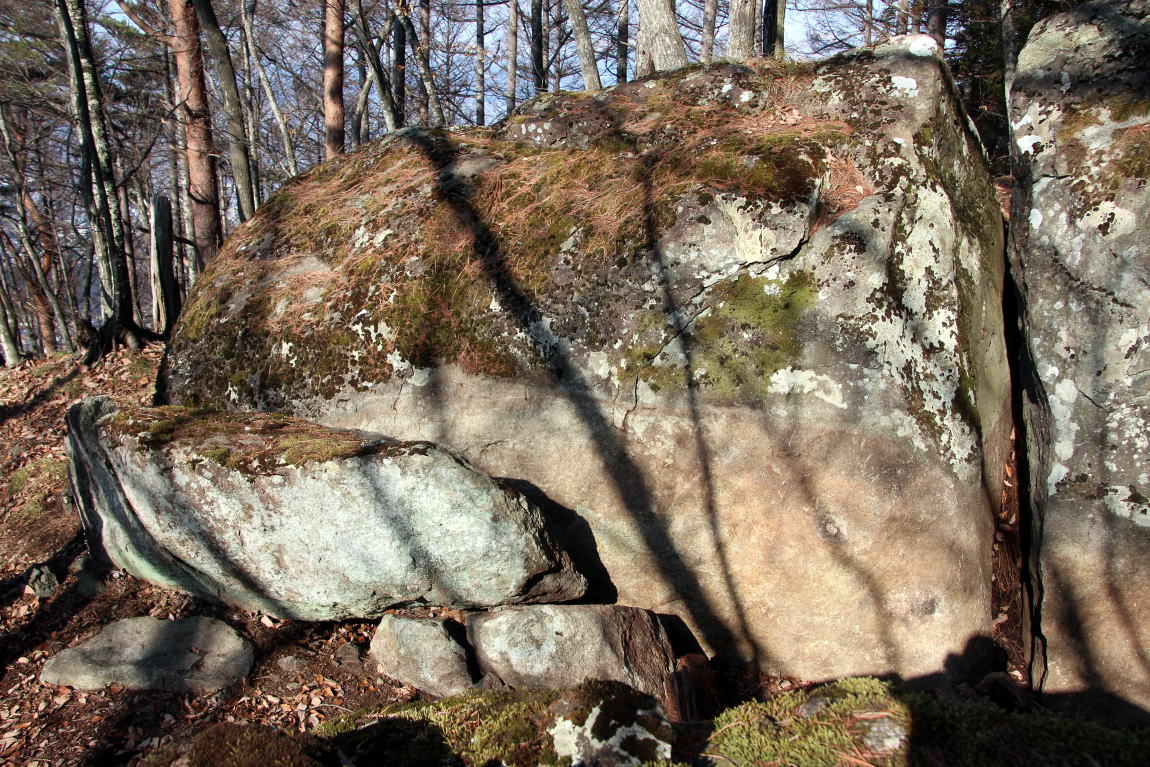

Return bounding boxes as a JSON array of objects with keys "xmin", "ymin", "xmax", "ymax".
[
  {"xmin": 67, "ymin": 397, "xmax": 587, "ymax": 619},
  {"xmin": 1009, "ymin": 0, "xmax": 1150, "ymax": 720},
  {"xmin": 161, "ymin": 37, "xmax": 1009, "ymax": 681}
]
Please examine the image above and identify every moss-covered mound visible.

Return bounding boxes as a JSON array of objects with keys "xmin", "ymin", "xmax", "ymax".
[{"xmin": 141, "ymin": 678, "xmax": 1150, "ymax": 767}]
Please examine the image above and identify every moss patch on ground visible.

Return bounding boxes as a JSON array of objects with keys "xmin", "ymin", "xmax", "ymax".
[
  {"xmin": 104, "ymin": 405, "xmax": 430, "ymax": 476},
  {"xmin": 140, "ymin": 678, "xmax": 1150, "ymax": 767}
]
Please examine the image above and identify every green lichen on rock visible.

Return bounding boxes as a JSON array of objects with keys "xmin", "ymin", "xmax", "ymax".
[{"xmin": 139, "ymin": 723, "xmax": 333, "ymax": 767}]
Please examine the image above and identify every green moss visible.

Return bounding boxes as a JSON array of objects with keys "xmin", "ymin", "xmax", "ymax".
[
  {"xmin": 636, "ymin": 270, "xmax": 817, "ymax": 401},
  {"xmin": 322, "ymin": 689, "xmax": 563, "ymax": 767},
  {"xmin": 138, "ymin": 723, "xmax": 333, "ymax": 767}
]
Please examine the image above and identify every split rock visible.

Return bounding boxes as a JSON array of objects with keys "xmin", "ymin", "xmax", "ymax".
[
  {"xmin": 66, "ymin": 398, "xmax": 587, "ymax": 619},
  {"xmin": 467, "ymin": 605, "xmax": 674, "ymax": 698},
  {"xmin": 40, "ymin": 616, "xmax": 252, "ymax": 695},
  {"xmin": 369, "ymin": 614, "xmax": 475, "ymax": 697}
]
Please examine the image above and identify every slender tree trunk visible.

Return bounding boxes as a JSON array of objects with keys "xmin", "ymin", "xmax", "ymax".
[
  {"xmin": 149, "ymin": 195, "xmax": 181, "ymax": 335},
  {"xmin": 616, "ymin": 0, "xmax": 629, "ymax": 82},
  {"xmin": 0, "ymin": 254, "xmax": 23, "ymax": 366},
  {"xmin": 701, "ymin": 0, "xmax": 716, "ymax": 64},
  {"xmin": 393, "ymin": 11, "xmax": 407, "ymax": 124},
  {"xmin": 323, "ymin": 0, "xmax": 346, "ymax": 158},
  {"xmin": 864, "ymin": 0, "xmax": 874, "ymax": 45},
  {"xmin": 761, "ymin": 0, "xmax": 784, "ymax": 57},
  {"xmin": 241, "ymin": 0, "xmax": 299, "ymax": 177},
  {"xmin": 530, "ymin": 0, "xmax": 545, "ymax": 93},
  {"xmin": 170, "ymin": 0, "xmax": 221, "ymax": 269},
  {"xmin": 898, "ymin": 0, "xmax": 910, "ymax": 35},
  {"xmin": 351, "ymin": 2, "xmax": 400, "ymax": 131},
  {"xmin": 1001, "ymin": 0, "xmax": 1017, "ymax": 101},
  {"xmin": 418, "ymin": 0, "xmax": 431, "ymax": 123},
  {"xmin": 398, "ymin": 9, "xmax": 445, "ymax": 125},
  {"xmin": 927, "ymin": 0, "xmax": 947, "ymax": 47},
  {"xmin": 562, "ymin": 0, "xmax": 602, "ymax": 90},
  {"xmin": 57, "ymin": 0, "xmax": 137, "ymax": 340},
  {"xmin": 507, "ymin": 0, "xmax": 519, "ymax": 111},
  {"xmin": 728, "ymin": 0, "xmax": 756, "ymax": 60},
  {"xmin": 475, "ymin": 0, "xmax": 486, "ymax": 124},
  {"xmin": 635, "ymin": 0, "xmax": 687, "ymax": 71},
  {"xmin": 191, "ymin": 0, "xmax": 256, "ymax": 220}
]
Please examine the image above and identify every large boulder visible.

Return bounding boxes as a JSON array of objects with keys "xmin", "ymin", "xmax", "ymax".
[
  {"xmin": 1008, "ymin": 0, "xmax": 1150, "ymax": 719},
  {"xmin": 66, "ymin": 397, "xmax": 587, "ymax": 619},
  {"xmin": 161, "ymin": 37, "xmax": 1009, "ymax": 680}
]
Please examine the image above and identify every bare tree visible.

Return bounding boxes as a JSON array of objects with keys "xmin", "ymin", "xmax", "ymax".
[
  {"xmin": 562, "ymin": 0, "xmax": 602, "ymax": 89},
  {"xmin": 636, "ymin": 0, "xmax": 687, "ymax": 71}
]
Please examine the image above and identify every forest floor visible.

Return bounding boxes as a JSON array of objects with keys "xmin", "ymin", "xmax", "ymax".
[
  {"xmin": 0, "ymin": 345, "xmax": 1029, "ymax": 766},
  {"xmin": 0, "ymin": 347, "xmax": 422, "ymax": 767}
]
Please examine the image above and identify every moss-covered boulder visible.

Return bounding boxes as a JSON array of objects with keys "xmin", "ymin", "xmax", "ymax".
[
  {"xmin": 1008, "ymin": 0, "xmax": 1150, "ymax": 721},
  {"xmin": 162, "ymin": 36, "xmax": 1009, "ymax": 681},
  {"xmin": 66, "ymin": 397, "xmax": 587, "ymax": 619}
]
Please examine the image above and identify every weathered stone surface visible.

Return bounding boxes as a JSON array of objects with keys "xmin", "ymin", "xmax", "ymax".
[
  {"xmin": 40, "ymin": 616, "xmax": 252, "ymax": 695},
  {"xmin": 161, "ymin": 37, "xmax": 1010, "ymax": 681},
  {"xmin": 369, "ymin": 614, "xmax": 475, "ymax": 696},
  {"xmin": 66, "ymin": 398, "xmax": 587, "ymax": 619},
  {"xmin": 467, "ymin": 605, "xmax": 675, "ymax": 698},
  {"xmin": 1009, "ymin": 0, "xmax": 1150, "ymax": 719},
  {"xmin": 549, "ymin": 680, "xmax": 674, "ymax": 766}
]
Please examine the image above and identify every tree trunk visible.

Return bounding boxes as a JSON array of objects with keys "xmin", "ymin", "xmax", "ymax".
[
  {"xmin": 616, "ymin": 0, "xmax": 628, "ymax": 82},
  {"xmin": 1001, "ymin": 0, "xmax": 1017, "ymax": 103},
  {"xmin": 170, "ymin": 0, "xmax": 221, "ymax": 268},
  {"xmin": 531, "ymin": 0, "xmax": 545, "ymax": 93},
  {"xmin": 241, "ymin": 0, "xmax": 299, "ymax": 177},
  {"xmin": 728, "ymin": 0, "xmax": 756, "ymax": 60},
  {"xmin": 191, "ymin": 0, "xmax": 256, "ymax": 220},
  {"xmin": 57, "ymin": 0, "xmax": 137, "ymax": 336},
  {"xmin": 898, "ymin": 0, "xmax": 910, "ymax": 36},
  {"xmin": 351, "ymin": 1, "xmax": 400, "ymax": 131},
  {"xmin": 323, "ymin": 0, "xmax": 346, "ymax": 158},
  {"xmin": 419, "ymin": 0, "xmax": 431, "ymax": 123},
  {"xmin": 149, "ymin": 195, "xmax": 181, "ymax": 335},
  {"xmin": 635, "ymin": 0, "xmax": 687, "ymax": 71},
  {"xmin": 761, "ymin": 0, "xmax": 784, "ymax": 58},
  {"xmin": 562, "ymin": 0, "xmax": 601, "ymax": 90},
  {"xmin": 507, "ymin": 0, "xmax": 519, "ymax": 111},
  {"xmin": 398, "ymin": 9, "xmax": 445, "ymax": 125},
  {"xmin": 476, "ymin": 0, "xmax": 486, "ymax": 124},
  {"xmin": 927, "ymin": 0, "xmax": 947, "ymax": 47},
  {"xmin": 0, "ymin": 259, "xmax": 23, "ymax": 366},
  {"xmin": 393, "ymin": 11, "xmax": 407, "ymax": 124},
  {"xmin": 701, "ymin": 0, "xmax": 716, "ymax": 64}
]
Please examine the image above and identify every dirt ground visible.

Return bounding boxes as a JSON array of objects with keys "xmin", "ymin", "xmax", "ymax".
[{"xmin": 0, "ymin": 346, "xmax": 1027, "ymax": 766}]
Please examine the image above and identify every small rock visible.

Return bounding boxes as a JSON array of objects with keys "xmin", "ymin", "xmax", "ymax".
[
  {"xmin": 276, "ymin": 655, "xmax": 307, "ymax": 674},
  {"xmin": 333, "ymin": 643, "xmax": 372, "ymax": 679},
  {"xmin": 797, "ymin": 694, "xmax": 832, "ymax": 718},
  {"xmin": 369, "ymin": 614, "xmax": 474, "ymax": 697},
  {"xmin": 859, "ymin": 716, "xmax": 908, "ymax": 753},
  {"xmin": 41, "ymin": 616, "xmax": 253, "ymax": 695},
  {"xmin": 24, "ymin": 564, "xmax": 59, "ymax": 599},
  {"xmin": 467, "ymin": 605, "xmax": 675, "ymax": 698},
  {"xmin": 549, "ymin": 680, "xmax": 674, "ymax": 767}
]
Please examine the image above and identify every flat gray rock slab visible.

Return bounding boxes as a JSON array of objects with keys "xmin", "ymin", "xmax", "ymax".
[
  {"xmin": 369, "ymin": 614, "xmax": 475, "ymax": 697},
  {"xmin": 468, "ymin": 605, "xmax": 674, "ymax": 698},
  {"xmin": 41, "ymin": 616, "xmax": 253, "ymax": 695}
]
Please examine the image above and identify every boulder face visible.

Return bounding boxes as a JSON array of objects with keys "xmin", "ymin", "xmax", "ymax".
[
  {"xmin": 67, "ymin": 397, "xmax": 587, "ymax": 619},
  {"xmin": 161, "ymin": 36, "xmax": 1009, "ymax": 680},
  {"xmin": 1009, "ymin": 0, "xmax": 1150, "ymax": 718}
]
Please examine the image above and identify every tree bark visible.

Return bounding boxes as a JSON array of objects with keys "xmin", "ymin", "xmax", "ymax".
[
  {"xmin": 616, "ymin": 0, "xmax": 628, "ymax": 82},
  {"xmin": 728, "ymin": 0, "xmax": 756, "ymax": 60},
  {"xmin": 898, "ymin": 0, "xmax": 910, "ymax": 36},
  {"xmin": 531, "ymin": 0, "xmax": 545, "ymax": 92},
  {"xmin": 635, "ymin": 0, "xmax": 687, "ymax": 71},
  {"xmin": 507, "ymin": 0, "xmax": 519, "ymax": 111},
  {"xmin": 57, "ymin": 0, "xmax": 137, "ymax": 335},
  {"xmin": 476, "ymin": 0, "xmax": 486, "ymax": 123},
  {"xmin": 701, "ymin": 0, "xmax": 716, "ymax": 64},
  {"xmin": 169, "ymin": 0, "xmax": 221, "ymax": 268},
  {"xmin": 397, "ymin": 8, "xmax": 445, "ymax": 125},
  {"xmin": 393, "ymin": 11, "xmax": 407, "ymax": 123},
  {"xmin": 562, "ymin": 0, "xmax": 601, "ymax": 90},
  {"xmin": 149, "ymin": 194, "xmax": 181, "ymax": 335},
  {"xmin": 242, "ymin": 0, "xmax": 299, "ymax": 176},
  {"xmin": 323, "ymin": 0, "xmax": 346, "ymax": 158},
  {"xmin": 0, "ymin": 255, "xmax": 23, "ymax": 366},
  {"xmin": 927, "ymin": 0, "xmax": 947, "ymax": 47},
  {"xmin": 761, "ymin": 0, "xmax": 784, "ymax": 58},
  {"xmin": 351, "ymin": 1, "xmax": 400, "ymax": 131},
  {"xmin": 191, "ymin": 0, "xmax": 257, "ymax": 220}
]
